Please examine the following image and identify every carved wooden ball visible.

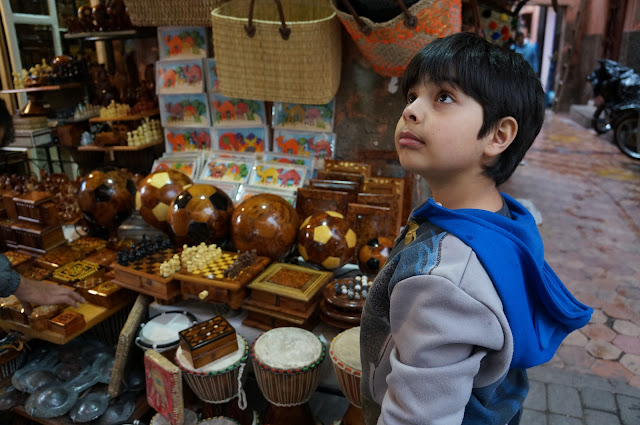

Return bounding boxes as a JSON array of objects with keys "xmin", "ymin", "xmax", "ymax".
[
  {"xmin": 77, "ymin": 168, "xmax": 136, "ymax": 232},
  {"xmin": 298, "ymin": 211, "xmax": 357, "ymax": 270},
  {"xmin": 231, "ymin": 194, "xmax": 299, "ymax": 260},
  {"xmin": 167, "ymin": 184, "xmax": 234, "ymax": 245},
  {"xmin": 358, "ymin": 237, "xmax": 394, "ymax": 277},
  {"xmin": 135, "ymin": 169, "xmax": 193, "ymax": 233}
]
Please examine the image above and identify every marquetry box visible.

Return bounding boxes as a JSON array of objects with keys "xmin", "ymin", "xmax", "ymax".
[
  {"xmin": 28, "ymin": 304, "xmax": 64, "ymax": 331},
  {"xmin": 11, "ymin": 222, "xmax": 66, "ymax": 254},
  {"xmin": 111, "ymin": 247, "xmax": 182, "ymax": 301},
  {"xmin": 176, "ymin": 251, "xmax": 271, "ymax": 309},
  {"xmin": 0, "ymin": 219, "xmax": 18, "ymax": 248},
  {"xmin": 0, "ymin": 296, "xmax": 21, "ymax": 320},
  {"xmin": 51, "ymin": 260, "xmax": 105, "ymax": 286},
  {"xmin": 85, "ymin": 280, "xmax": 132, "ymax": 309},
  {"xmin": 49, "ymin": 310, "xmax": 85, "ymax": 336},
  {"xmin": 2, "ymin": 249, "xmax": 33, "ymax": 273},
  {"xmin": 36, "ymin": 245, "xmax": 87, "ymax": 270},
  {"xmin": 178, "ymin": 315, "xmax": 238, "ymax": 369},
  {"xmin": 13, "ymin": 191, "xmax": 59, "ymax": 226},
  {"xmin": 1, "ymin": 190, "xmax": 19, "ymax": 220}
]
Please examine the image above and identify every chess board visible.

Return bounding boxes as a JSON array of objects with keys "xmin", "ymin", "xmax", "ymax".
[
  {"xmin": 111, "ymin": 248, "xmax": 182, "ymax": 300},
  {"xmin": 175, "ymin": 251, "xmax": 271, "ymax": 290}
]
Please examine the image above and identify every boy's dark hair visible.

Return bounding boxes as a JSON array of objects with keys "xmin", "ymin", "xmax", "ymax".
[
  {"xmin": 0, "ymin": 98, "xmax": 14, "ymax": 147},
  {"xmin": 401, "ymin": 32, "xmax": 545, "ymax": 186}
]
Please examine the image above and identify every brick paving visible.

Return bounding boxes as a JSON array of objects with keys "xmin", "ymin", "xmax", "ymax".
[{"xmin": 501, "ymin": 111, "xmax": 640, "ymax": 424}]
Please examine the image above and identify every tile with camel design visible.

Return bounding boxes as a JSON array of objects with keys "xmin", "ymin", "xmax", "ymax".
[{"xmin": 158, "ymin": 26, "xmax": 207, "ymax": 60}]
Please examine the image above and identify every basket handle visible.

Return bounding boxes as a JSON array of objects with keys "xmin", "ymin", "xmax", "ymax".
[
  {"xmin": 339, "ymin": 0, "xmax": 417, "ymax": 34},
  {"xmin": 244, "ymin": 0, "xmax": 291, "ymax": 40}
]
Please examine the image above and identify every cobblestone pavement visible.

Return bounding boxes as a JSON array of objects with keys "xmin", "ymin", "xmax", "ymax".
[{"xmin": 500, "ymin": 111, "xmax": 640, "ymax": 424}]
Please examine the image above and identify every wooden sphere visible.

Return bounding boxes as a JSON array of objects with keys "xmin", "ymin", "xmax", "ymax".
[
  {"xmin": 231, "ymin": 194, "xmax": 299, "ymax": 260},
  {"xmin": 135, "ymin": 169, "xmax": 193, "ymax": 233},
  {"xmin": 77, "ymin": 168, "xmax": 136, "ymax": 232},
  {"xmin": 298, "ymin": 211, "xmax": 357, "ymax": 270},
  {"xmin": 167, "ymin": 184, "xmax": 234, "ymax": 245},
  {"xmin": 358, "ymin": 237, "xmax": 394, "ymax": 277}
]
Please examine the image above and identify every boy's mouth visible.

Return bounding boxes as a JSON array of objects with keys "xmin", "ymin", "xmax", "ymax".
[{"xmin": 397, "ymin": 130, "xmax": 424, "ymax": 147}]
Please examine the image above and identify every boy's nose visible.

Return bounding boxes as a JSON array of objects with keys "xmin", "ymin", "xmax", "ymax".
[{"xmin": 403, "ymin": 101, "xmax": 422, "ymax": 122}]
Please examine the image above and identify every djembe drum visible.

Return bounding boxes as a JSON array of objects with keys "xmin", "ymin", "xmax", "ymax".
[
  {"xmin": 250, "ymin": 327, "xmax": 325, "ymax": 425},
  {"xmin": 175, "ymin": 334, "xmax": 253, "ymax": 425},
  {"xmin": 330, "ymin": 326, "xmax": 364, "ymax": 425},
  {"xmin": 135, "ymin": 311, "xmax": 198, "ymax": 360},
  {"xmin": 197, "ymin": 417, "xmax": 240, "ymax": 425},
  {"xmin": 150, "ymin": 409, "xmax": 198, "ymax": 425}
]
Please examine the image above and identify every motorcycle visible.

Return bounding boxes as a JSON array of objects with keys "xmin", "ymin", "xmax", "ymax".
[{"xmin": 587, "ymin": 59, "xmax": 640, "ymax": 159}]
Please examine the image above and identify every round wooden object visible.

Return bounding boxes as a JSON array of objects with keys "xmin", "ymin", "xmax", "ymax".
[
  {"xmin": 297, "ymin": 211, "xmax": 357, "ymax": 270},
  {"xmin": 136, "ymin": 169, "xmax": 193, "ymax": 233},
  {"xmin": 357, "ymin": 237, "xmax": 393, "ymax": 277},
  {"xmin": 320, "ymin": 279, "xmax": 366, "ymax": 329}
]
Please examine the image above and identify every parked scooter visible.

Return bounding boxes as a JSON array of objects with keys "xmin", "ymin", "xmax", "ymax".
[{"xmin": 587, "ymin": 59, "xmax": 640, "ymax": 159}]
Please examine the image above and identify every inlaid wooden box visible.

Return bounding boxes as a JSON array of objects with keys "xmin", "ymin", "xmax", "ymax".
[
  {"xmin": 28, "ymin": 304, "xmax": 63, "ymax": 331},
  {"xmin": 13, "ymin": 191, "xmax": 59, "ymax": 226},
  {"xmin": 85, "ymin": 281, "xmax": 132, "ymax": 309},
  {"xmin": 2, "ymin": 190, "xmax": 19, "ymax": 220},
  {"xmin": 51, "ymin": 260, "xmax": 105, "ymax": 286},
  {"xmin": 49, "ymin": 310, "xmax": 85, "ymax": 336},
  {"xmin": 11, "ymin": 222, "xmax": 66, "ymax": 254},
  {"xmin": 178, "ymin": 315, "xmax": 238, "ymax": 369},
  {"xmin": 0, "ymin": 219, "xmax": 18, "ymax": 248}
]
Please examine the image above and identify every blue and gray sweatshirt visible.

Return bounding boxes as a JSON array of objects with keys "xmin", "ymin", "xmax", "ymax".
[
  {"xmin": 0, "ymin": 253, "xmax": 21, "ymax": 297},
  {"xmin": 360, "ymin": 194, "xmax": 592, "ymax": 424}
]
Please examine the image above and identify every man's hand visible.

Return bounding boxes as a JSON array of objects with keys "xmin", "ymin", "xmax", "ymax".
[{"xmin": 14, "ymin": 277, "xmax": 86, "ymax": 315}]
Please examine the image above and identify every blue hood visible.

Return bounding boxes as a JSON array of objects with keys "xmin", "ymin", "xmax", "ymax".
[{"xmin": 413, "ymin": 194, "xmax": 592, "ymax": 368}]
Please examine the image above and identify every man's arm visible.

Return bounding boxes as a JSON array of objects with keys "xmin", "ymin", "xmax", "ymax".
[{"xmin": 14, "ymin": 276, "xmax": 85, "ymax": 315}]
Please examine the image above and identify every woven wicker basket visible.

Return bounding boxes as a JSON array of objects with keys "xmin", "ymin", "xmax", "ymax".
[
  {"xmin": 124, "ymin": 0, "xmax": 228, "ymax": 27},
  {"xmin": 211, "ymin": 0, "xmax": 342, "ymax": 104}
]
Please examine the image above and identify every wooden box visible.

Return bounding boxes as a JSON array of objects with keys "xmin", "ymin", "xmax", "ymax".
[
  {"xmin": 1, "ymin": 190, "xmax": 19, "ymax": 220},
  {"xmin": 242, "ymin": 304, "xmax": 320, "ymax": 331},
  {"xmin": 51, "ymin": 260, "xmax": 105, "ymax": 286},
  {"xmin": 176, "ymin": 251, "xmax": 271, "ymax": 309},
  {"xmin": 178, "ymin": 315, "xmax": 238, "ymax": 369},
  {"xmin": 49, "ymin": 310, "xmax": 86, "ymax": 336},
  {"xmin": 295, "ymin": 188, "xmax": 349, "ymax": 219},
  {"xmin": 111, "ymin": 247, "xmax": 182, "ymax": 300},
  {"xmin": 13, "ymin": 191, "xmax": 59, "ymax": 226},
  {"xmin": 28, "ymin": 304, "xmax": 64, "ymax": 331},
  {"xmin": 85, "ymin": 281, "xmax": 132, "ymax": 308},
  {"xmin": 2, "ymin": 249, "xmax": 33, "ymax": 273},
  {"xmin": 245, "ymin": 263, "xmax": 332, "ymax": 316},
  {"xmin": 11, "ymin": 222, "xmax": 66, "ymax": 254},
  {"xmin": 0, "ymin": 219, "xmax": 18, "ymax": 248},
  {"xmin": 324, "ymin": 160, "xmax": 371, "ymax": 177},
  {"xmin": 346, "ymin": 203, "xmax": 393, "ymax": 252},
  {"xmin": 309, "ymin": 179, "xmax": 360, "ymax": 204},
  {"xmin": 36, "ymin": 244, "xmax": 87, "ymax": 270}
]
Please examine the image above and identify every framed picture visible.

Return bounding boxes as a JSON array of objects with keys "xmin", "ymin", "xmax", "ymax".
[
  {"xmin": 213, "ymin": 126, "xmax": 269, "ymax": 152},
  {"xmin": 164, "ymin": 127, "xmax": 212, "ymax": 151},
  {"xmin": 236, "ymin": 184, "xmax": 296, "ymax": 205},
  {"xmin": 247, "ymin": 160, "xmax": 308, "ymax": 190},
  {"xmin": 151, "ymin": 158, "xmax": 197, "ymax": 179},
  {"xmin": 159, "ymin": 94, "xmax": 210, "ymax": 127},
  {"xmin": 262, "ymin": 152, "xmax": 315, "ymax": 171},
  {"xmin": 272, "ymin": 129, "xmax": 335, "ymax": 159},
  {"xmin": 144, "ymin": 349, "xmax": 184, "ymax": 425},
  {"xmin": 158, "ymin": 26, "xmax": 207, "ymax": 60},
  {"xmin": 209, "ymin": 93, "xmax": 267, "ymax": 128},
  {"xmin": 199, "ymin": 155, "xmax": 254, "ymax": 184},
  {"xmin": 204, "ymin": 58, "xmax": 219, "ymax": 92},
  {"xmin": 156, "ymin": 59, "xmax": 204, "ymax": 94},
  {"xmin": 273, "ymin": 100, "xmax": 335, "ymax": 132}
]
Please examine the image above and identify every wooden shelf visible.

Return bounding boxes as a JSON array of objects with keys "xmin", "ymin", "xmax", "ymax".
[
  {"xmin": 0, "ymin": 82, "xmax": 83, "ymax": 94},
  {"xmin": 63, "ymin": 28, "xmax": 157, "ymax": 41},
  {"xmin": 0, "ymin": 298, "xmax": 132, "ymax": 345},
  {"xmin": 89, "ymin": 108, "xmax": 159, "ymax": 123},
  {"xmin": 77, "ymin": 138, "xmax": 163, "ymax": 152}
]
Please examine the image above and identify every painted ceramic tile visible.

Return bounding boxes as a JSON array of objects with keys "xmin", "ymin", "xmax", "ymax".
[
  {"xmin": 272, "ymin": 129, "xmax": 335, "ymax": 159},
  {"xmin": 144, "ymin": 351, "xmax": 183, "ymax": 425},
  {"xmin": 273, "ymin": 100, "xmax": 335, "ymax": 132},
  {"xmin": 160, "ymin": 94, "xmax": 210, "ymax": 127},
  {"xmin": 158, "ymin": 26, "xmax": 207, "ymax": 60},
  {"xmin": 209, "ymin": 93, "xmax": 267, "ymax": 128},
  {"xmin": 156, "ymin": 59, "xmax": 204, "ymax": 94},
  {"xmin": 204, "ymin": 58, "xmax": 219, "ymax": 92},
  {"xmin": 199, "ymin": 155, "xmax": 253, "ymax": 184},
  {"xmin": 151, "ymin": 159, "xmax": 197, "ymax": 179},
  {"xmin": 247, "ymin": 160, "xmax": 308, "ymax": 190},
  {"xmin": 262, "ymin": 152, "xmax": 315, "ymax": 171},
  {"xmin": 213, "ymin": 127, "xmax": 269, "ymax": 153},
  {"xmin": 164, "ymin": 127, "xmax": 212, "ymax": 151},
  {"xmin": 236, "ymin": 184, "xmax": 296, "ymax": 205}
]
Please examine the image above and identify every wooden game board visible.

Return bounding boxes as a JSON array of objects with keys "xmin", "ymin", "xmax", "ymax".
[
  {"xmin": 111, "ymin": 247, "xmax": 182, "ymax": 300},
  {"xmin": 319, "ymin": 280, "xmax": 365, "ymax": 329},
  {"xmin": 176, "ymin": 251, "xmax": 271, "ymax": 309}
]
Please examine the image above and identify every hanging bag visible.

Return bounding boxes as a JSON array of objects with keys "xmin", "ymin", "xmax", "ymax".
[
  {"xmin": 211, "ymin": 0, "xmax": 342, "ymax": 104},
  {"xmin": 333, "ymin": 0, "xmax": 462, "ymax": 77}
]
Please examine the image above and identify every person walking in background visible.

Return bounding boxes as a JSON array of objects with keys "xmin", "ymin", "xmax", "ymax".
[{"xmin": 511, "ymin": 31, "xmax": 539, "ymax": 74}]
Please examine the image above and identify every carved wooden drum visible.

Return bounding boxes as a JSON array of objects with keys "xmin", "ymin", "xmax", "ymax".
[
  {"xmin": 197, "ymin": 417, "xmax": 241, "ymax": 425},
  {"xmin": 330, "ymin": 326, "xmax": 362, "ymax": 407},
  {"xmin": 175, "ymin": 334, "xmax": 249, "ymax": 404},
  {"xmin": 150, "ymin": 409, "xmax": 198, "ymax": 425},
  {"xmin": 250, "ymin": 327, "xmax": 325, "ymax": 406},
  {"xmin": 135, "ymin": 311, "xmax": 197, "ymax": 358}
]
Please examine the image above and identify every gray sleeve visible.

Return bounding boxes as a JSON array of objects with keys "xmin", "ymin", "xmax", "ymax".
[
  {"xmin": 0, "ymin": 254, "xmax": 21, "ymax": 298},
  {"xmin": 379, "ymin": 239, "xmax": 511, "ymax": 424}
]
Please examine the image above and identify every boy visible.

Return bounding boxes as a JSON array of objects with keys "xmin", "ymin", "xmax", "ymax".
[{"xmin": 360, "ymin": 32, "xmax": 592, "ymax": 424}]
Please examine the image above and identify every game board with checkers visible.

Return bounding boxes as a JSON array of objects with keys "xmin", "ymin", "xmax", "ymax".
[
  {"xmin": 178, "ymin": 315, "xmax": 238, "ymax": 368},
  {"xmin": 111, "ymin": 247, "xmax": 183, "ymax": 300},
  {"xmin": 176, "ymin": 251, "xmax": 271, "ymax": 309}
]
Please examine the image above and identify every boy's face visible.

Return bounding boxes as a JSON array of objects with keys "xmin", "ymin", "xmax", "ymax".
[{"xmin": 395, "ymin": 78, "xmax": 489, "ymax": 186}]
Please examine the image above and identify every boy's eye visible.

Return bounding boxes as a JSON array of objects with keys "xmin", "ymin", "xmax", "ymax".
[
  {"xmin": 437, "ymin": 92, "xmax": 454, "ymax": 103},
  {"xmin": 406, "ymin": 93, "xmax": 417, "ymax": 104}
]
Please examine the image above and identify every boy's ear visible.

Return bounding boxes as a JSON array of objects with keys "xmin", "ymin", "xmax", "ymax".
[{"xmin": 484, "ymin": 116, "xmax": 518, "ymax": 158}]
